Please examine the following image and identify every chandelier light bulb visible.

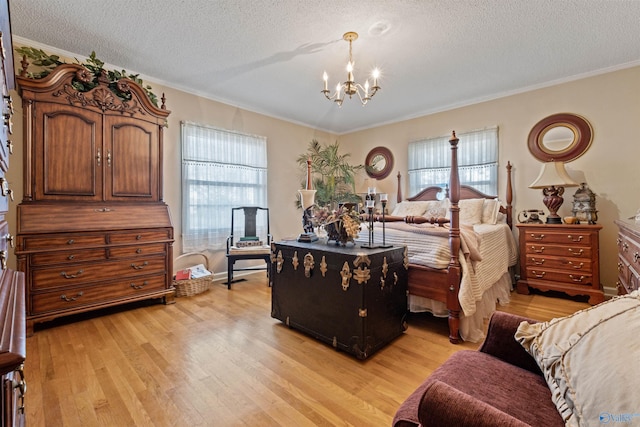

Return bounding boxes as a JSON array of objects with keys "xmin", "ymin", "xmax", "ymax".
[{"xmin": 321, "ymin": 31, "xmax": 381, "ymax": 107}]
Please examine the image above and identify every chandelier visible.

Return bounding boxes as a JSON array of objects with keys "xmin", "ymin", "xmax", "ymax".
[{"xmin": 322, "ymin": 32, "xmax": 380, "ymax": 107}]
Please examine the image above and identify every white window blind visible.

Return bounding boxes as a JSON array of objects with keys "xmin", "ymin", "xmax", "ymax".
[
  {"xmin": 408, "ymin": 127, "xmax": 498, "ymax": 197},
  {"xmin": 181, "ymin": 122, "xmax": 267, "ymax": 252}
]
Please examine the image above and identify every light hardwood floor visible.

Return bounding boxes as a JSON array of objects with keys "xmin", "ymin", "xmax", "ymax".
[{"xmin": 24, "ymin": 274, "xmax": 590, "ymax": 427}]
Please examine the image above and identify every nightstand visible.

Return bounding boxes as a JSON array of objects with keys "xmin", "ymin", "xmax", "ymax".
[{"xmin": 516, "ymin": 223, "xmax": 604, "ymax": 304}]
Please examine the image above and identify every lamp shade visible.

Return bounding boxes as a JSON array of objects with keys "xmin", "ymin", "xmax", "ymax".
[{"xmin": 529, "ymin": 162, "xmax": 579, "ymax": 189}]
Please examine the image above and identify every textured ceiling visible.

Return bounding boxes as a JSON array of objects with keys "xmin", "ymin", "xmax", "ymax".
[{"xmin": 9, "ymin": 0, "xmax": 640, "ymax": 134}]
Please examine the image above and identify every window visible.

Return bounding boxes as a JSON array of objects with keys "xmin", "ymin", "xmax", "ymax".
[
  {"xmin": 181, "ymin": 122, "xmax": 267, "ymax": 252},
  {"xmin": 408, "ymin": 127, "xmax": 498, "ymax": 197}
]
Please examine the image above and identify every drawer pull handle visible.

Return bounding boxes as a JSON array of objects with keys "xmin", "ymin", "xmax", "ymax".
[
  {"xmin": 635, "ymin": 252, "xmax": 640, "ymax": 263},
  {"xmin": 623, "ymin": 242, "xmax": 629, "ymax": 252},
  {"xmin": 136, "ymin": 248, "xmax": 142, "ymax": 254},
  {"xmin": 67, "ymin": 239, "xmax": 75, "ymax": 245},
  {"xmin": 530, "ymin": 233, "xmax": 545, "ymax": 240},
  {"xmin": 567, "ymin": 235, "xmax": 583, "ymax": 242},
  {"xmin": 617, "ymin": 238, "xmax": 622, "ymax": 246},
  {"xmin": 531, "ymin": 258, "xmax": 544, "ymax": 265},
  {"xmin": 569, "ymin": 274, "xmax": 586, "ymax": 283},
  {"xmin": 68, "ymin": 254, "xmax": 75, "ymax": 260},
  {"xmin": 94, "ymin": 208, "xmax": 112, "ymax": 212},
  {"xmin": 130, "ymin": 281, "xmax": 148, "ymax": 290},
  {"xmin": 60, "ymin": 269, "xmax": 84, "ymax": 279},
  {"xmin": 131, "ymin": 261, "xmax": 149, "ymax": 270},
  {"xmin": 568, "ymin": 248, "xmax": 584, "ymax": 256},
  {"xmin": 568, "ymin": 261, "xmax": 584, "ymax": 270},
  {"xmin": 531, "ymin": 246, "xmax": 545, "ymax": 254},
  {"xmin": 60, "ymin": 291, "xmax": 84, "ymax": 302},
  {"xmin": 136, "ymin": 235, "xmax": 143, "ymax": 240},
  {"xmin": 531, "ymin": 270, "xmax": 546, "ymax": 278},
  {"xmin": 0, "ymin": 250, "xmax": 6, "ymax": 270},
  {"xmin": 618, "ymin": 262, "xmax": 624, "ymax": 272},
  {"xmin": 5, "ymin": 233, "xmax": 14, "ymax": 248}
]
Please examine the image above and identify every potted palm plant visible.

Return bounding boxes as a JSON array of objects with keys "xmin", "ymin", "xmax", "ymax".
[{"xmin": 296, "ymin": 140, "xmax": 364, "ymax": 245}]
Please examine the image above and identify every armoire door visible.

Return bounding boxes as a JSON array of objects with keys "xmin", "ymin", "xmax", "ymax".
[
  {"xmin": 104, "ymin": 115, "xmax": 160, "ymax": 201},
  {"xmin": 33, "ymin": 103, "xmax": 103, "ymax": 202}
]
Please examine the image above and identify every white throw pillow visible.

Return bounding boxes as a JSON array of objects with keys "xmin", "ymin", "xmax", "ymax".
[
  {"xmin": 481, "ymin": 199, "xmax": 501, "ymax": 224},
  {"xmin": 458, "ymin": 198, "xmax": 485, "ymax": 224},
  {"xmin": 391, "ymin": 201, "xmax": 431, "ymax": 217},
  {"xmin": 515, "ymin": 291, "xmax": 640, "ymax": 427}
]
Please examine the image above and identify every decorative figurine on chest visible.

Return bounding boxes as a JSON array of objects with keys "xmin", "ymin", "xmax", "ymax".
[{"xmin": 571, "ymin": 182, "xmax": 598, "ymax": 224}]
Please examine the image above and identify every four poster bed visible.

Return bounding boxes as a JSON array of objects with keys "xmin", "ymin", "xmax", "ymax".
[{"xmin": 360, "ymin": 131, "xmax": 516, "ymax": 343}]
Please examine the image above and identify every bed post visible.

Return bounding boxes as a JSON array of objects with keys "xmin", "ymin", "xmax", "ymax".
[
  {"xmin": 396, "ymin": 171, "xmax": 403, "ymax": 203},
  {"xmin": 506, "ymin": 161, "xmax": 513, "ymax": 229},
  {"xmin": 447, "ymin": 131, "xmax": 462, "ymax": 344}
]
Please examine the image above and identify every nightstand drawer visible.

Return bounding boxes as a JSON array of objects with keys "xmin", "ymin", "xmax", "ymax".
[
  {"xmin": 525, "ymin": 244, "xmax": 592, "ymax": 259},
  {"xmin": 523, "ymin": 230, "xmax": 592, "ymax": 246},
  {"xmin": 524, "ymin": 255, "xmax": 592, "ymax": 273},
  {"xmin": 524, "ymin": 267, "xmax": 593, "ymax": 285},
  {"xmin": 617, "ymin": 231, "xmax": 640, "ymax": 270}
]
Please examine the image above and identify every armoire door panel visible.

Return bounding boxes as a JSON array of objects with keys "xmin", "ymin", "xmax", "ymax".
[
  {"xmin": 34, "ymin": 104, "xmax": 102, "ymax": 201},
  {"xmin": 105, "ymin": 117, "xmax": 159, "ymax": 201}
]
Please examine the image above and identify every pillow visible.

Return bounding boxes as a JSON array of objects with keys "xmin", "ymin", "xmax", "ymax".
[
  {"xmin": 482, "ymin": 199, "xmax": 501, "ymax": 224},
  {"xmin": 458, "ymin": 198, "xmax": 485, "ymax": 224},
  {"xmin": 423, "ymin": 200, "xmax": 447, "ymax": 218},
  {"xmin": 391, "ymin": 201, "xmax": 431, "ymax": 217},
  {"xmin": 515, "ymin": 291, "xmax": 640, "ymax": 427}
]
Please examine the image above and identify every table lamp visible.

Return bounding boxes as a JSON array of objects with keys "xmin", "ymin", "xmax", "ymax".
[
  {"xmin": 529, "ymin": 161, "xmax": 578, "ymax": 224},
  {"xmin": 298, "ymin": 158, "xmax": 319, "ymax": 242}
]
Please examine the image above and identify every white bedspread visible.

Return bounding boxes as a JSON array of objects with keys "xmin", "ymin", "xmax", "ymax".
[{"xmin": 356, "ymin": 222, "xmax": 518, "ymax": 342}]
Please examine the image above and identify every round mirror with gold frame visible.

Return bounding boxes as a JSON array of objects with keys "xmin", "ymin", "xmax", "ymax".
[
  {"xmin": 365, "ymin": 146, "xmax": 394, "ymax": 179},
  {"xmin": 528, "ymin": 113, "xmax": 593, "ymax": 162}
]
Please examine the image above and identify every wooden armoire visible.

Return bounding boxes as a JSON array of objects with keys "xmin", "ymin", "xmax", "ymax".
[{"xmin": 15, "ymin": 61, "xmax": 175, "ymax": 335}]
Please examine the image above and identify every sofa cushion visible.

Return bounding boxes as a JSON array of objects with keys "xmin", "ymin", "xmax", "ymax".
[{"xmin": 515, "ymin": 291, "xmax": 640, "ymax": 427}]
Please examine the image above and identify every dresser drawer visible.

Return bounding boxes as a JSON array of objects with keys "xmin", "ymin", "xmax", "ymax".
[
  {"xmin": 524, "ymin": 267, "xmax": 593, "ymax": 286},
  {"xmin": 30, "ymin": 255, "xmax": 167, "ymax": 289},
  {"xmin": 617, "ymin": 231, "xmax": 640, "ymax": 271},
  {"xmin": 109, "ymin": 229, "xmax": 171, "ymax": 245},
  {"xmin": 21, "ymin": 234, "xmax": 106, "ymax": 251},
  {"xmin": 525, "ymin": 244, "xmax": 592, "ymax": 259},
  {"xmin": 30, "ymin": 273, "xmax": 167, "ymax": 315},
  {"xmin": 31, "ymin": 248, "xmax": 107, "ymax": 266},
  {"xmin": 523, "ymin": 230, "xmax": 593, "ymax": 246},
  {"xmin": 524, "ymin": 255, "xmax": 592, "ymax": 273},
  {"xmin": 109, "ymin": 243, "xmax": 167, "ymax": 259}
]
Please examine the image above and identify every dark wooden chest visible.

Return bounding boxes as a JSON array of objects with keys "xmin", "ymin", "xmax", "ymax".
[{"xmin": 271, "ymin": 241, "xmax": 408, "ymax": 359}]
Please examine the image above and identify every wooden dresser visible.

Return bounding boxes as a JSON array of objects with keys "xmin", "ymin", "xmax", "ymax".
[
  {"xmin": 614, "ymin": 219, "xmax": 640, "ymax": 295},
  {"xmin": 1, "ymin": 2, "xmax": 27, "ymax": 425},
  {"xmin": 516, "ymin": 223, "xmax": 604, "ymax": 305},
  {"xmin": 15, "ymin": 62, "xmax": 175, "ymax": 335}
]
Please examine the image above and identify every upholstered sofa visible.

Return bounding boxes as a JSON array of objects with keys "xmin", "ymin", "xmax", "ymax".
[{"xmin": 392, "ymin": 311, "xmax": 564, "ymax": 427}]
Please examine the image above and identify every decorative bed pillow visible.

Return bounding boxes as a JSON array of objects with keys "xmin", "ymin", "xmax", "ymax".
[
  {"xmin": 391, "ymin": 200, "xmax": 438, "ymax": 217},
  {"xmin": 481, "ymin": 199, "xmax": 501, "ymax": 224},
  {"xmin": 515, "ymin": 291, "xmax": 640, "ymax": 427},
  {"xmin": 458, "ymin": 198, "xmax": 485, "ymax": 224}
]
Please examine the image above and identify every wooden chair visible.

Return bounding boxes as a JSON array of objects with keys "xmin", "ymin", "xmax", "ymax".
[{"xmin": 225, "ymin": 207, "xmax": 272, "ymax": 289}]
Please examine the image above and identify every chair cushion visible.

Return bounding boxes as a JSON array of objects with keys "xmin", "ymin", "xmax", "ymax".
[{"xmin": 393, "ymin": 350, "xmax": 563, "ymax": 427}]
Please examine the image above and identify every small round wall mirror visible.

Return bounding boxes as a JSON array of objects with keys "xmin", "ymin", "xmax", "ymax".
[
  {"xmin": 528, "ymin": 113, "xmax": 593, "ymax": 162},
  {"xmin": 365, "ymin": 146, "xmax": 394, "ymax": 179}
]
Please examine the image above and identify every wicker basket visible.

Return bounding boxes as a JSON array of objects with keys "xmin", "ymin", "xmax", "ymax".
[{"xmin": 172, "ymin": 252, "xmax": 214, "ymax": 297}]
